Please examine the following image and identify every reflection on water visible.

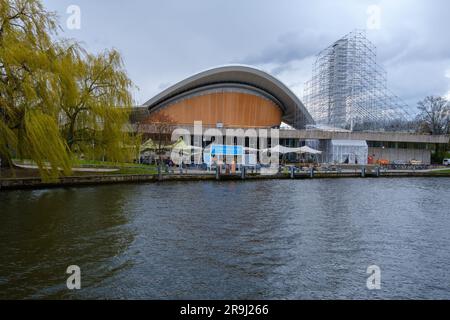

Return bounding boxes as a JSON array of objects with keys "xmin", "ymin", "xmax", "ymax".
[
  {"xmin": 0, "ymin": 178, "xmax": 449, "ymax": 299},
  {"xmin": 0, "ymin": 187, "xmax": 136, "ymax": 299}
]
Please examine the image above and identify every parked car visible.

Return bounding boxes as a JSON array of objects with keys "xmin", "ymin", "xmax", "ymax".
[{"xmin": 443, "ymin": 159, "xmax": 450, "ymax": 166}]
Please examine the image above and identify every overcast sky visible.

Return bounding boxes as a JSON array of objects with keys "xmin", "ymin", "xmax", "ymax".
[{"xmin": 43, "ymin": 0, "xmax": 450, "ymax": 112}]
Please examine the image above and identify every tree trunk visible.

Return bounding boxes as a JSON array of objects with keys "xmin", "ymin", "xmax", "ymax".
[
  {"xmin": 0, "ymin": 154, "xmax": 10, "ymax": 168},
  {"xmin": 158, "ymin": 154, "xmax": 163, "ymax": 180}
]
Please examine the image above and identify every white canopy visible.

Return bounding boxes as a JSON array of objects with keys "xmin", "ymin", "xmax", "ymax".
[
  {"xmin": 263, "ymin": 145, "xmax": 322, "ymax": 155},
  {"xmin": 298, "ymin": 146, "xmax": 322, "ymax": 155},
  {"xmin": 140, "ymin": 138, "xmax": 157, "ymax": 151},
  {"xmin": 171, "ymin": 139, "xmax": 203, "ymax": 151},
  {"xmin": 262, "ymin": 145, "xmax": 303, "ymax": 154},
  {"xmin": 244, "ymin": 146, "xmax": 259, "ymax": 152}
]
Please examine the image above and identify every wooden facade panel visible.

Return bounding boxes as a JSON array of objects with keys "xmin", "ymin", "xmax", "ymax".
[{"xmin": 151, "ymin": 92, "xmax": 282, "ymax": 128}]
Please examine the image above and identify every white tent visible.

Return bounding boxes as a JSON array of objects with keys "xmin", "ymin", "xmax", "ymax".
[{"xmin": 322, "ymin": 140, "xmax": 368, "ymax": 165}]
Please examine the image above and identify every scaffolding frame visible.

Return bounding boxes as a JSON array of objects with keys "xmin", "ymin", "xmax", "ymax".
[{"xmin": 303, "ymin": 30, "xmax": 413, "ymax": 131}]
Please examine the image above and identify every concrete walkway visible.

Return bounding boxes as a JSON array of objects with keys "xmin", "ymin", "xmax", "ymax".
[{"xmin": 13, "ymin": 163, "xmax": 120, "ymax": 173}]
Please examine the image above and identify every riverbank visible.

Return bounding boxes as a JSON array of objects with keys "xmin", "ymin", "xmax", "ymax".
[{"xmin": 1, "ymin": 170, "xmax": 449, "ymax": 190}]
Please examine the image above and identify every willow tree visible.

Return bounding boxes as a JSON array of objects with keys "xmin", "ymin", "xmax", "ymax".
[
  {"xmin": 1, "ymin": 0, "xmax": 138, "ymax": 178},
  {"xmin": 56, "ymin": 48, "xmax": 138, "ymax": 163},
  {"xmin": 0, "ymin": 0, "xmax": 72, "ymax": 177}
]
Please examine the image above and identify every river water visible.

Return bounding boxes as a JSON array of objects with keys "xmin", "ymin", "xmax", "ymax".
[{"xmin": 0, "ymin": 178, "xmax": 449, "ymax": 299}]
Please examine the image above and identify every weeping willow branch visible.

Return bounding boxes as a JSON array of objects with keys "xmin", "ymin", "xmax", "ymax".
[{"xmin": 0, "ymin": 0, "xmax": 138, "ymax": 177}]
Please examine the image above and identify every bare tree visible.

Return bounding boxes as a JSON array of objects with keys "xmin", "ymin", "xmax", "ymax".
[
  {"xmin": 138, "ymin": 112, "xmax": 176, "ymax": 169},
  {"xmin": 416, "ymin": 96, "xmax": 450, "ymax": 135}
]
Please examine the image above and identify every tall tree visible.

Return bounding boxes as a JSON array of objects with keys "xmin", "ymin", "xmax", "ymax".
[
  {"xmin": 57, "ymin": 48, "xmax": 137, "ymax": 163},
  {"xmin": 416, "ymin": 96, "xmax": 450, "ymax": 135},
  {"xmin": 0, "ymin": 0, "xmax": 72, "ymax": 177},
  {"xmin": 1, "ymin": 0, "xmax": 137, "ymax": 178},
  {"xmin": 138, "ymin": 112, "xmax": 176, "ymax": 168}
]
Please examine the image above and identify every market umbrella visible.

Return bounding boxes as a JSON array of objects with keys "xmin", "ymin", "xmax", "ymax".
[
  {"xmin": 262, "ymin": 145, "xmax": 303, "ymax": 154},
  {"xmin": 244, "ymin": 146, "xmax": 259, "ymax": 152},
  {"xmin": 298, "ymin": 146, "xmax": 322, "ymax": 165},
  {"xmin": 171, "ymin": 138, "xmax": 203, "ymax": 152},
  {"xmin": 298, "ymin": 146, "xmax": 322, "ymax": 154}
]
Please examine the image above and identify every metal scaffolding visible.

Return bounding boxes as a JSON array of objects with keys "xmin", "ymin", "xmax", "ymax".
[{"xmin": 303, "ymin": 30, "xmax": 413, "ymax": 131}]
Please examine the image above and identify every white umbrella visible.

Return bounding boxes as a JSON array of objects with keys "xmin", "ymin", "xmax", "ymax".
[
  {"xmin": 262, "ymin": 145, "xmax": 303, "ymax": 154},
  {"xmin": 171, "ymin": 139, "xmax": 203, "ymax": 151},
  {"xmin": 298, "ymin": 146, "xmax": 322, "ymax": 154},
  {"xmin": 140, "ymin": 138, "xmax": 157, "ymax": 152}
]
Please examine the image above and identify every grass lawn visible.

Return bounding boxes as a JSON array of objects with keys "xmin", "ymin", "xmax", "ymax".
[
  {"xmin": 109, "ymin": 166, "xmax": 158, "ymax": 175},
  {"xmin": 76, "ymin": 159, "xmax": 152, "ymax": 169},
  {"xmin": 431, "ymin": 168, "xmax": 450, "ymax": 174},
  {"xmin": 75, "ymin": 160, "xmax": 158, "ymax": 175}
]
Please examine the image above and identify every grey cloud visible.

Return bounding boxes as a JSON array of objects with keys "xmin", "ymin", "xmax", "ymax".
[
  {"xmin": 43, "ymin": 0, "xmax": 450, "ymax": 105},
  {"xmin": 240, "ymin": 31, "xmax": 332, "ymax": 66}
]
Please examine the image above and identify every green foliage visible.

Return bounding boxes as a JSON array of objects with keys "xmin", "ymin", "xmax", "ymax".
[
  {"xmin": 56, "ymin": 47, "xmax": 138, "ymax": 163},
  {"xmin": 431, "ymin": 150, "xmax": 450, "ymax": 164},
  {"xmin": 0, "ymin": 0, "xmax": 138, "ymax": 179},
  {"xmin": 0, "ymin": 0, "xmax": 69, "ymax": 178},
  {"xmin": 22, "ymin": 109, "xmax": 72, "ymax": 177}
]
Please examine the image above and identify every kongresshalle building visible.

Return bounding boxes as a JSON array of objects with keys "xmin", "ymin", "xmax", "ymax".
[{"xmin": 132, "ymin": 65, "xmax": 449, "ymax": 165}]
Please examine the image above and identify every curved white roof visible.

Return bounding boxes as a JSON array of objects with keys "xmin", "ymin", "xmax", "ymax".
[{"xmin": 142, "ymin": 65, "xmax": 315, "ymax": 129}]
